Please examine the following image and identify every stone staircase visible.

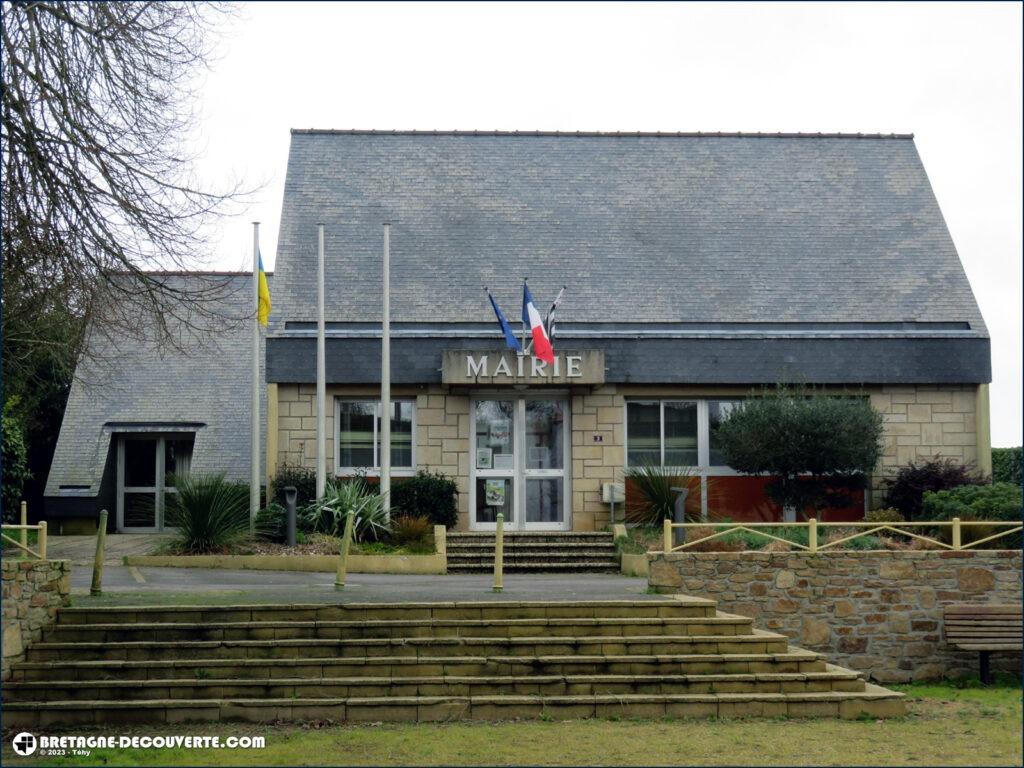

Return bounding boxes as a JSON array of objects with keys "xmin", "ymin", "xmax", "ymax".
[
  {"xmin": 3, "ymin": 596, "xmax": 905, "ymax": 726},
  {"xmin": 447, "ymin": 531, "xmax": 619, "ymax": 572}
]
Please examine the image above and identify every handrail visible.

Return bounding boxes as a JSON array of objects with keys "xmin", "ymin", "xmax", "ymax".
[
  {"xmin": 1, "ymin": 520, "xmax": 48, "ymax": 560},
  {"xmin": 662, "ymin": 517, "xmax": 1022, "ymax": 554}
]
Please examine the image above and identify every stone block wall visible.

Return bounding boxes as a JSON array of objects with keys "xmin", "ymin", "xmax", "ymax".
[
  {"xmin": 870, "ymin": 385, "xmax": 984, "ymax": 496},
  {"xmin": 648, "ymin": 549, "xmax": 1021, "ymax": 682},
  {"xmin": 2, "ymin": 560, "xmax": 71, "ymax": 680},
  {"xmin": 570, "ymin": 386, "xmax": 624, "ymax": 531}
]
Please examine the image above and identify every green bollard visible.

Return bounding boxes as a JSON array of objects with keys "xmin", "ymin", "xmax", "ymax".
[
  {"xmin": 335, "ymin": 510, "xmax": 355, "ymax": 591},
  {"xmin": 90, "ymin": 510, "xmax": 108, "ymax": 595}
]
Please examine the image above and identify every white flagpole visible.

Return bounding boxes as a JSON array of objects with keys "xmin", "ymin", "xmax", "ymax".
[
  {"xmin": 250, "ymin": 222, "xmax": 261, "ymax": 533},
  {"xmin": 381, "ymin": 223, "xmax": 391, "ymax": 519},
  {"xmin": 316, "ymin": 223, "xmax": 326, "ymax": 500}
]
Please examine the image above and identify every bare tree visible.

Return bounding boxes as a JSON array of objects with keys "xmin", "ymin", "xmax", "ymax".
[
  {"xmin": 1, "ymin": 0, "xmax": 247, "ymax": 377},
  {"xmin": 1, "ymin": 1, "xmax": 248, "ymax": 514}
]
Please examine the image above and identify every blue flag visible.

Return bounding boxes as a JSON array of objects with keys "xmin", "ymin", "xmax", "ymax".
[{"xmin": 487, "ymin": 289, "xmax": 523, "ymax": 352}]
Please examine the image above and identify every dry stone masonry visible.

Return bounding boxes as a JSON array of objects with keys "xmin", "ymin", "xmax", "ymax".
[
  {"xmin": 2, "ymin": 560, "xmax": 70, "ymax": 680},
  {"xmin": 648, "ymin": 550, "xmax": 1021, "ymax": 682}
]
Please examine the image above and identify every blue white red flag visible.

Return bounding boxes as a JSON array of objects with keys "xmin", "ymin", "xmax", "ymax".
[{"xmin": 521, "ymin": 282, "xmax": 555, "ymax": 364}]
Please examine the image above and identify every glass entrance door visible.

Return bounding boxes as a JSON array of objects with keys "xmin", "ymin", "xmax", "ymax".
[
  {"xmin": 116, "ymin": 435, "xmax": 194, "ymax": 532},
  {"xmin": 471, "ymin": 397, "xmax": 569, "ymax": 531}
]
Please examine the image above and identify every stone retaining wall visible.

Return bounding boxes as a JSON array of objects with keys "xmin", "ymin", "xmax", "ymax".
[
  {"xmin": 648, "ymin": 550, "xmax": 1021, "ymax": 682},
  {"xmin": 2, "ymin": 560, "xmax": 71, "ymax": 680}
]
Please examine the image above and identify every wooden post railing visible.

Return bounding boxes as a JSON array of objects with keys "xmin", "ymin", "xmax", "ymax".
[
  {"xmin": 335, "ymin": 509, "xmax": 354, "ymax": 591},
  {"xmin": 37, "ymin": 521, "xmax": 47, "ymax": 560},
  {"xmin": 91, "ymin": 510, "xmax": 109, "ymax": 596},
  {"xmin": 808, "ymin": 517, "xmax": 818, "ymax": 553},
  {"xmin": 663, "ymin": 517, "xmax": 672, "ymax": 553},
  {"xmin": 20, "ymin": 501, "xmax": 27, "ymax": 550},
  {"xmin": 952, "ymin": 517, "xmax": 961, "ymax": 551}
]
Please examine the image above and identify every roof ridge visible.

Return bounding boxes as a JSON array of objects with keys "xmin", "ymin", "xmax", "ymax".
[{"xmin": 291, "ymin": 129, "xmax": 914, "ymax": 140}]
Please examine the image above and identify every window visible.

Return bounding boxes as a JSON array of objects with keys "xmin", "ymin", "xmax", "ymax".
[
  {"xmin": 626, "ymin": 399, "xmax": 743, "ymax": 469},
  {"xmin": 118, "ymin": 434, "xmax": 195, "ymax": 531},
  {"xmin": 335, "ymin": 399, "xmax": 415, "ymax": 474}
]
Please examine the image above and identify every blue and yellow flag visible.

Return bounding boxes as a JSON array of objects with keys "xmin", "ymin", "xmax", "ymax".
[{"xmin": 257, "ymin": 250, "xmax": 271, "ymax": 326}]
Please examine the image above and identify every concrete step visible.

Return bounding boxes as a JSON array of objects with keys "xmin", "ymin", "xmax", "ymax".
[
  {"xmin": 447, "ymin": 561, "xmax": 619, "ymax": 573},
  {"xmin": 52, "ymin": 598, "xmax": 715, "ymax": 626},
  {"xmin": 4, "ymin": 668, "xmax": 866, "ymax": 702},
  {"xmin": 447, "ymin": 542, "xmax": 617, "ymax": 551},
  {"xmin": 447, "ymin": 548, "xmax": 618, "ymax": 559},
  {"xmin": 44, "ymin": 615, "xmax": 755, "ymax": 643},
  {"xmin": 449, "ymin": 533, "xmax": 614, "ymax": 541},
  {"xmin": 9, "ymin": 649, "xmax": 830, "ymax": 682},
  {"xmin": 1, "ymin": 684, "xmax": 906, "ymax": 728},
  {"xmin": 26, "ymin": 632, "xmax": 793, "ymax": 662}
]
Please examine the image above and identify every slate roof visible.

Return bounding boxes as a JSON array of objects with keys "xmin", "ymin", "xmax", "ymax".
[
  {"xmin": 271, "ymin": 131, "xmax": 987, "ymax": 337},
  {"xmin": 45, "ymin": 273, "xmax": 268, "ymax": 497}
]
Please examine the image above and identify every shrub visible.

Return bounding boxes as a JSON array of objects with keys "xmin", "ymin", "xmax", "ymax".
[
  {"xmin": 625, "ymin": 462, "xmax": 699, "ymax": 525},
  {"xmin": 1, "ymin": 397, "xmax": 31, "ymax": 521},
  {"xmin": 390, "ymin": 514, "xmax": 432, "ymax": 545},
  {"xmin": 866, "ymin": 507, "xmax": 905, "ymax": 524},
  {"xmin": 923, "ymin": 482, "xmax": 1023, "ymax": 549},
  {"xmin": 255, "ymin": 502, "xmax": 288, "ymax": 542},
  {"xmin": 714, "ymin": 385, "xmax": 883, "ymax": 519},
  {"xmin": 390, "ymin": 471, "xmax": 458, "ymax": 529},
  {"xmin": 165, "ymin": 473, "xmax": 252, "ymax": 554},
  {"xmin": 883, "ymin": 456, "xmax": 986, "ymax": 521},
  {"xmin": 992, "ymin": 447, "xmax": 1022, "ymax": 487},
  {"xmin": 305, "ymin": 479, "xmax": 389, "ymax": 543},
  {"xmin": 271, "ymin": 463, "xmax": 318, "ymax": 509}
]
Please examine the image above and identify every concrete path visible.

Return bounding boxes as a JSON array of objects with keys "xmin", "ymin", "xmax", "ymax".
[
  {"xmin": 45, "ymin": 534, "xmax": 170, "ymax": 565},
  {"xmin": 71, "ymin": 565, "xmax": 656, "ymax": 604}
]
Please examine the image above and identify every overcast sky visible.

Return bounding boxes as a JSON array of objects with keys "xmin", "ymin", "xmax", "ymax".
[{"xmin": 192, "ymin": 1, "xmax": 1022, "ymax": 447}]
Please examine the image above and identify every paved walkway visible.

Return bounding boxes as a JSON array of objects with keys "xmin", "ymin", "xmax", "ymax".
[
  {"xmin": 45, "ymin": 534, "xmax": 170, "ymax": 565},
  {"xmin": 71, "ymin": 566, "xmax": 656, "ymax": 604}
]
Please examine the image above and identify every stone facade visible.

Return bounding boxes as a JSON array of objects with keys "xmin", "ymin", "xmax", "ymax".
[
  {"xmin": 270, "ymin": 383, "xmax": 987, "ymax": 531},
  {"xmin": 870, "ymin": 384, "xmax": 987, "ymax": 497},
  {"xmin": 2, "ymin": 560, "xmax": 71, "ymax": 680},
  {"xmin": 648, "ymin": 549, "xmax": 1021, "ymax": 682}
]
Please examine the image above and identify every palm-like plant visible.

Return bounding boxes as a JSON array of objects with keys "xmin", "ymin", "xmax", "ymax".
[
  {"xmin": 164, "ymin": 473, "xmax": 252, "ymax": 554},
  {"xmin": 624, "ymin": 462, "xmax": 700, "ymax": 526},
  {"xmin": 305, "ymin": 479, "xmax": 389, "ymax": 543}
]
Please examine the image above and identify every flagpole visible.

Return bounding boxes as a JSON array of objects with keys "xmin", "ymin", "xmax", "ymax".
[
  {"xmin": 380, "ymin": 223, "xmax": 391, "ymax": 520},
  {"xmin": 316, "ymin": 223, "xmax": 326, "ymax": 500},
  {"xmin": 250, "ymin": 222, "xmax": 261, "ymax": 533}
]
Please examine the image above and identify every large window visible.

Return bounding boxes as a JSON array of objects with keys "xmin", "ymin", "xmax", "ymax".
[
  {"xmin": 626, "ymin": 399, "xmax": 742, "ymax": 469},
  {"xmin": 117, "ymin": 434, "xmax": 194, "ymax": 531},
  {"xmin": 335, "ymin": 399, "xmax": 415, "ymax": 475}
]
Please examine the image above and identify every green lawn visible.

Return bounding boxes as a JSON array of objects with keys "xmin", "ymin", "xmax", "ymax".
[{"xmin": 3, "ymin": 682, "xmax": 1020, "ymax": 766}]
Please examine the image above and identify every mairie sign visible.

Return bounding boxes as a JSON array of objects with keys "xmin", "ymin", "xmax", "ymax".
[{"xmin": 441, "ymin": 350, "xmax": 605, "ymax": 385}]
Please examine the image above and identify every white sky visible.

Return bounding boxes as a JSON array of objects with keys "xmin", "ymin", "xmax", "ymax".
[{"xmin": 193, "ymin": 1, "xmax": 1022, "ymax": 447}]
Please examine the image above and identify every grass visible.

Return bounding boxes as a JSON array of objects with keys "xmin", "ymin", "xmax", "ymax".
[
  {"xmin": 3, "ymin": 681, "xmax": 1020, "ymax": 766},
  {"xmin": 1, "ymin": 528, "xmax": 40, "ymax": 559}
]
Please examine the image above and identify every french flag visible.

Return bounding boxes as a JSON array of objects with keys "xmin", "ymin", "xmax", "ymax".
[{"xmin": 522, "ymin": 282, "xmax": 555, "ymax": 364}]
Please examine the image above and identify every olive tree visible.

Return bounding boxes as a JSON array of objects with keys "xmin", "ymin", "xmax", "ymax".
[{"xmin": 714, "ymin": 387, "xmax": 884, "ymax": 520}]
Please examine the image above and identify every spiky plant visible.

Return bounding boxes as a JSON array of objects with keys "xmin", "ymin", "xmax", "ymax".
[
  {"xmin": 624, "ymin": 462, "xmax": 699, "ymax": 526},
  {"xmin": 164, "ymin": 473, "xmax": 252, "ymax": 554},
  {"xmin": 305, "ymin": 479, "xmax": 390, "ymax": 543}
]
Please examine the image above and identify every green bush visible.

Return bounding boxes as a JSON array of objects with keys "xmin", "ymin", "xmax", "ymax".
[
  {"xmin": 714, "ymin": 385, "xmax": 882, "ymax": 518},
  {"xmin": 255, "ymin": 502, "xmax": 288, "ymax": 542},
  {"xmin": 271, "ymin": 463, "xmax": 318, "ymax": 509},
  {"xmin": 992, "ymin": 447, "xmax": 1022, "ymax": 486},
  {"xmin": 305, "ymin": 479, "xmax": 389, "ymax": 543},
  {"xmin": 883, "ymin": 456, "xmax": 986, "ymax": 521},
  {"xmin": 866, "ymin": 507, "xmax": 905, "ymax": 524},
  {"xmin": 164, "ymin": 473, "xmax": 253, "ymax": 554},
  {"xmin": 1, "ymin": 397, "xmax": 31, "ymax": 521},
  {"xmin": 624, "ymin": 462, "xmax": 699, "ymax": 525},
  {"xmin": 923, "ymin": 483, "xmax": 1023, "ymax": 549},
  {"xmin": 390, "ymin": 471, "xmax": 458, "ymax": 529}
]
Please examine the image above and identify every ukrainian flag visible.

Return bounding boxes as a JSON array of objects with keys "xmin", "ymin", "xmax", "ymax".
[{"xmin": 257, "ymin": 250, "xmax": 271, "ymax": 326}]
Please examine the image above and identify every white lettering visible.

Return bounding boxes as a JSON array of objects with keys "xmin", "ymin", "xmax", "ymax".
[
  {"xmin": 531, "ymin": 357, "xmax": 547, "ymax": 377},
  {"xmin": 516, "ymin": 353, "xmax": 525, "ymax": 377},
  {"xmin": 567, "ymin": 355, "xmax": 583, "ymax": 378},
  {"xmin": 493, "ymin": 356, "xmax": 513, "ymax": 377},
  {"xmin": 553, "ymin": 356, "xmax": 560, "ymax": 377},
  {"xmin": 467, "ymin": 355, "xmax": 488, "ymax": 377}
]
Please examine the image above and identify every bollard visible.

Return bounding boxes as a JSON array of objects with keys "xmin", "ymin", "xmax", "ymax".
[
  {"xmin": 670, "ymin": 487, "xmax": 690, "ymax": 547},
  {"xmin": 283, "ymin": 486, "xmax": 298, "ymax": 548},
  {"xmin": 20, "ymin": 501, "xmax": 27, "ymax": 550},
  {"xmin": 37, "ymin": 520, "xmax": 47, "ymax": 560},
  {"xmin": 952, "ymin": 517, "xmax": 961, "ymax": 551},
  {"xmin": 335, "ymin": 509, "xmax": 355, "ymax": 590},
  {"xmin": 91, "ymin": 510, "xmax": 109, "ymax": 595},
  {"xmin": 493, "ymin": 513, "xmax": 504, "ymax": 593}
]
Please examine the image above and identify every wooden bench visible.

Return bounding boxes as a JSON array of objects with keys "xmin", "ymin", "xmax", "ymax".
[{"xmin": 944, "ymin": 604, "xmax": 1022, "ymax": 683}]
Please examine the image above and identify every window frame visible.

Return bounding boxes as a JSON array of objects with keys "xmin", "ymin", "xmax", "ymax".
[{"xmin": 333, "ymin": 398, "xmax": 417, "ymax": 477}]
